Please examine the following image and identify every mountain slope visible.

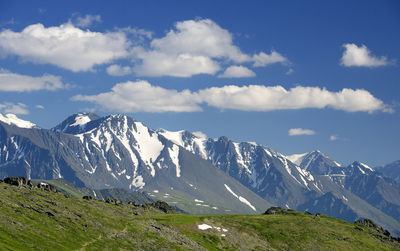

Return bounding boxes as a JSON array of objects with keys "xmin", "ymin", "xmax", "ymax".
[
  {"xmin": 1, "ymin": 181, "xmax": 399, "ymax": 250},
  {"xmin": 0, "ymin": 114, "xmax": 270, "ymax": 214},
  {"xmin": 159, "ymin": 129, "xmax": 400, "ymax": 234},
  {"xmin": 1, "ymin": 113, "xmax": 400, "ymax": 234},
  {"xmin": 293, "ymin": 151, "xmax": 400, "ymax": 230},
  {"xmin": 159, "ymin": 130, "xmax": 320, "ymax": 208},
  {"xmin": 376, "ymin": 160, "xmax": 400, "ymax": 184}
]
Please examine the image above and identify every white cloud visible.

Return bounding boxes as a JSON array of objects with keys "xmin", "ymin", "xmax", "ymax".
[
  {"xmin": 150, "ymin": 19, "xmax": 250, "ymax": 62},
  {"xmin": 288, "ymin": 128, "xmax": 315, "ymax": 136},
  {"xmin": 330, "ymin": 135, "xmax": 338, "ymax": 141},
  {"xmin": 106, "ymin": 64, "xmax": 132, "ymax": 76},
  {"xmin": 218, "ymin": 65, "xmax": 255, "ymax": 78},
  {"xmin": 0, "ymin": 102, "xmax": 29, "ymax": 115},
  {"xmin": 197, "ymin": 85, "xmax": 389, "ymax": 113},
  {"xmin": 192, "ymin": 131, "xmax": 207, "ymax": 138},
  {"xmin": 72, "ymin": 80, "xmax": 201, "ymax": 112},
  {"xmin": 0, "ymin": 23, "xmax": 130, "ymax": 72},
  {"xmin": 35, "ymin": 105, "xmax": 44, "ymax": 109},
  {"xmin": 0, "ymin": 18, "xmax": 288, "ymax": 76},
  {"xmin": 0, "ymin": 69, "xmax": 66, "ymax": 92},
  {"xmin": 117, "ymin": 27, "xmax": 153, "ymax": 40},
  {"xmin": 71, "ymin": 14, "xmax": 102, "ymax": 28},
  {"xmin": 132, "ymin": 48, "xmax": 220, "ymax": 77},
  {"xmin": 131, "ymin": 19, "xmax": 287, "ymax": 77},
  {"xmin": 72, "ymin": 80, "xmax": 391, "ymax": 114},
  {"xmin": 341, "ymin": 43, "xmax": 391, "ymax": 67},
  {"xmin": 253, "ymin": 51, "xmax": 289, "ymax": 67},
  {"xmin": 286, "ymin": 68, "xmax": 294, "ymax": 75}
]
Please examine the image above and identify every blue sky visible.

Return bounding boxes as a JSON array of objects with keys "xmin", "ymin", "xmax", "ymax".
[{"xmin": 0, "ymin": 0, "xmax": 399, "ymax": 166}]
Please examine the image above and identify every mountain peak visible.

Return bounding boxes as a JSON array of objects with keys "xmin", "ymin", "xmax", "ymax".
[
  {"xmin": 0, "ymin": 113, "xmax": 37, "ymax": 129},
  {"xmin": 350, "ymin": 161, "xmax": 374, "ymax": 174},
  {"xmin": 52, "ymin": 112, "xmax": 100, "ymax": 134}
]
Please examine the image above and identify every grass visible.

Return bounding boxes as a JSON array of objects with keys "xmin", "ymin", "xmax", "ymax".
[{"xmin": 0, "ymin": 181, "xmax": 399, "ymax": 250}]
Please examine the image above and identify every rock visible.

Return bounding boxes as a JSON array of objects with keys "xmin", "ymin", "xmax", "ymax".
[
  {"xmin": 106, "ymin": 198, "xmax": 122, "ymax": 205},
  {"xmin": 37, "ymin": 182, "xmax": 57, "ymax": 192},
  {"xmin": 355, "ymin": 218, "xmax": 392, "ymax": 237},
  {"xmin": 3, "ymin": 177, "xmax": 19, "ymax": 186},
  {"xmin": 128, "ymin": 201, "xmax": 139, "ymax": 206},
  {"xmin": 146, "ymin": 201, "xmax": 176, "ymax": 214},
  {"xmin": 82, "ymin": 195, "xmax": 93, "ymax": 200},
  {"xmin": 355, "ymin": 218, "xmax": 378, "ymax": 228},
  {"xmin": 3, "ymin": 176, "xmax": 34, "ymax": 188},
  {"xmin": 45, "ymin": 212, "xmax": 55, "ymax": 217},
  {"xmin": 263, "ymin": 207, "xmax": 287, "ymax": 215}
]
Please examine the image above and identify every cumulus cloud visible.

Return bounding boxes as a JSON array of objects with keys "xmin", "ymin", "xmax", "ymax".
[
  {"xmin": 197, "ymin": 85, "xmax": 389, "ymax": 113},
  {"xmin": 131, "ymin": 19, "xmax": 287, "ymax": 77},
  {"xmin": 341, "ymin": 43, "xmax": 392, "ymax": 67},
  {"xmin": 0, "ymin": 102, "xmax": 29, "ymax": 115},
  {"xmin": 106, "ymin": 64, "xmax": 132, "ymax": 76},
  {"xmin": 253, "ymin": 51, "xmax": 289, "ymax": 67},
  {"xmin": 72, "ymin": 80, "xmax": 390, "ymax": 113},
  {"xmin": 132, "ymin": 49, "xmax": 220, "ymax": 77},
  {"xmin": 72, "ymin": 80, "xmax": 201, "ymax": 112},
  {"xmin": 0, "ymin": 23, "xmax": 130, "ymax": 72},
  {"xmin": 0, "ymin": 18, "xmax": 288, "ymax": 76},
  {"xmin": 0, "ymin": 69, "xmax": 66, "ymax": 92},
  {"xmin": 150, "ymin": 19, "xmax": 250, "ymax": 62},
  {"xmin": 71, "ymin": 14, "xmax": 102, "ymax": 28},
  {"xmin": 35, "ymin": 105, "xmax": 45, "ymax": 109},
  {"xmin": 218, "ymin": 65, "xmax": 255, "ymax": 78},
  {"xmin": 288, "ymin": 128, "xmax": 316, "ymax": 136}
]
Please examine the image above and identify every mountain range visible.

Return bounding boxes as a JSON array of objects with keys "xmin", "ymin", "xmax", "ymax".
[{"xmin": 1, "ymin": 112, "xmax": 399, "ymax": 235}]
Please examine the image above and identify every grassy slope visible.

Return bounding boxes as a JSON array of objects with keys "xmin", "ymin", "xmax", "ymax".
[{"xmin": 0, "ymin": 182, "xmax": 399, "ymax": 251}]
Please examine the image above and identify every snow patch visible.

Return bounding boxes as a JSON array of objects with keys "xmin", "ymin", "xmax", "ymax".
[
  {"xmin": 0, "ymin": 113, "xmax": 36, "ymax": 128},
  {"xmin": 224, "ymin": 184, "xmax": 256, "ymax": 211},
  {"xmin": 197, "ymin": 224, "xmax": 228, "ymax": 233},
  {"xmin": 360, "ymin": 162, "xmax": 374, "ymax": 172},
  {"xmin": 132, "ymin": 121, "xmax": 163, "ymax": 177},
  {"xmin": 233, "ymin": 142, "xmax": 251, "ymax": 174},
  {"xmin": 198, "ymin": 224, "xmax": 213, "ymax": 230},
  {"xmin": 159, "ymin": 130, "xmax": 184, "ymax": 146},
  {"xmin": 168, "ymin": 144, "xmax": 180, "ymax": 177},
  {"xmin": 131, "ymin": 175, "xmax": 145, "ymax": 189},
  {"xmin": 70, "ymin": 114, "xmax": 91, "ymax": 127}
]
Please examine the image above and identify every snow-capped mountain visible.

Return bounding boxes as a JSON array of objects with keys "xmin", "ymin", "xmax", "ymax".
[
  {"xmin": 0, "ymin": 113, "xmax": 38, "ymax": 129},
  {"xmin": 376, "ymin": 160, "xmax": 400, "ymax": 183},
  {"xmin": 291, "ymin": 150, "xmax": 400, "ymax": 228},
  {"xmin": 286, "ymin": 150, "xmax": 343, "ymax": 175},
  {"xmin": 158, "ymin": 129, "xmax": 322, "ymax": 206},
  {"xmin": 1, "ymin": 113, "xmax": 400, "ymax": 234},
  {"xmin": 0, "ymin": 113, "xmax": 270, "ymax": 214},
  {"xmin": 154, "ymin": 128, "xmax": 400, "ymax": 234},
  {"xmin": 51, "ymin": 113, "xmax": 100, "ymax": 134}
]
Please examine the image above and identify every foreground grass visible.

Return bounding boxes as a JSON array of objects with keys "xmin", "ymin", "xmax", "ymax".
[{"xmin": 0, "ymin": 182, "xmax": 399, "ymax": 250}]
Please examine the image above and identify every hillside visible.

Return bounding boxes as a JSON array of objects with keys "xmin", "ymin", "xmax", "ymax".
[{"xmin": 0, "ymin": 179, "xmax": 399, "ymax": 250}]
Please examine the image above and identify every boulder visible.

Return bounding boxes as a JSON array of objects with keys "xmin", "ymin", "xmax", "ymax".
[{"xmin": 263, "ymin": 207, "xmax": 287, "ymax": 215}]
